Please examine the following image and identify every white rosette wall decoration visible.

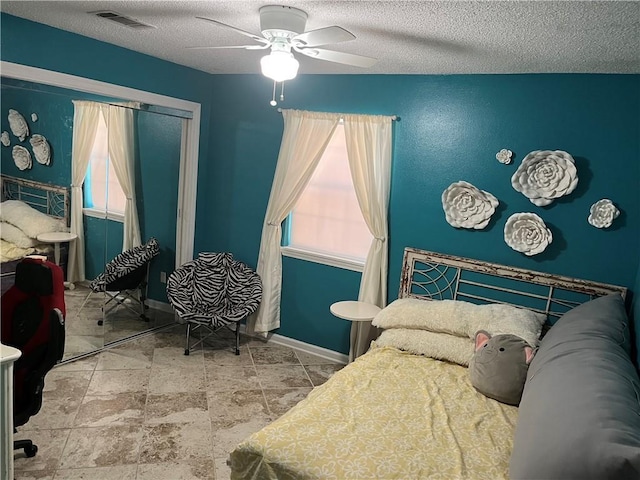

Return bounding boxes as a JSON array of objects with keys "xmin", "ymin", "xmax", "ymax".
[
  {"xmin": 442, "ymin": 181, "xmax": 499, "ymax": 229},
  {"xmin": 496, "ymin": 149, "xmax": 513, "ymax": 164},
  {"xmin": 12, "ymin": 145, "xmax": 32, "ymax": 171},
  {"xmin": 511, "ymin": 150, "xmax": 578, "ymax": 206},
  {"xmin": 504, "ymin": 212, "xmax": 552, "ymax": 256},
  {"xmin": 1, "ymin": 131, "xmax": 10, "ymax": 147},
  {"xmin": 8, "ymin": 109, "xmax": 29, "ymax": 141},
  {"xmin": 588, "ymin": 199, "xmax": 620, "ymax": 229},
  {"xmin": 30, "ymin": 134, "xmax": 51, "ymax": 165}
]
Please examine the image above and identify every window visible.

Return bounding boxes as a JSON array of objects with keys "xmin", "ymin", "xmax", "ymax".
[
  {"xmin": 84, "ymin": 112, "xmax": 126, "ymax": 221},
  {"xmin": 283, "ymin": 124, "xmax": 372, "ymax": 271}
]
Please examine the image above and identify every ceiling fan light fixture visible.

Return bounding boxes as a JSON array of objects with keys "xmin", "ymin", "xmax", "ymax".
[{"xmin": 260, "ymin": 51, "xmax": 299, "ymax": 82}]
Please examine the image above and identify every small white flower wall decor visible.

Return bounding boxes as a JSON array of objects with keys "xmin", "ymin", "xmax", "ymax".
[
  {"xmin": 1, "ymin": 131, "xmax": 10, "ymax": 147},
  {"xmin": 496, "ymin": 149, "xmax": 513, "ymax": 164},
  {"xmin": 511, "ymin": 150, "xmax": 578, "ymax": 206},
  {"xmin": 588, "ymin": 199, "xmax": 620, "ymax": 229},
  {"xmin": 442, "ymin": 181, "xmax": 499, "ymax": 229},
  {"xmin": 504, "ymin": 212, "xmax": 552, "ymax": 256}
]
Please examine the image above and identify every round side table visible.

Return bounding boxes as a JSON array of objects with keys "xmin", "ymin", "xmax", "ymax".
[
  {"xmin": 331, "ymin": 301, "xmax": 382, "ymax": 362},
  {"xmin": 330, "ymin": 301, "xmax": 381, "ymax": 322},
  {"xmin": 36, "ymin": 231, "xmax": 78, "ymax": 289}
]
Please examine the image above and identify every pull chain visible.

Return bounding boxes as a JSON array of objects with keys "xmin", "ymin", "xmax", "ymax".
[
  {"xmin": 270, "ymin": 80, "xmax": 277, "ymax": 106},
  {"xmin": 280, "ymin": 81, "xmax": 285, "ymax": 102}
]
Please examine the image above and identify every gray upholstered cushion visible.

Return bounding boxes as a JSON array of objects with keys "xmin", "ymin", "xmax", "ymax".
[{"xmin": 509, "ymin": 294, "xmax": 640, "ymax": 480}]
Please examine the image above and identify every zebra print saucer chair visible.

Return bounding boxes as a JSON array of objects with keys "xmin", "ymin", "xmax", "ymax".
[
  {"xmin": 90, "ymin": 237, "xmax": 160, "ymax": 325},
  {"xmin": 166, "ymin": 252, "xmax": 262, "ymax": 356}
]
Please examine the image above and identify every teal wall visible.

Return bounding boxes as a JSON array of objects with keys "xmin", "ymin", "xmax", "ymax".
[
  {"xmin": 1, "ymin": 79, "xmax": 73, "ymax": 186},
  {"xmin": 2, "ymin": 14, "xmax": 639, "ymax": 362},
  {"xmin": 634, "ymin": 261, "xmax": 640, "ymax": 363},
  {"xmin": 202, "ymin": 73, "xmax": 640, "ymax": 356}
]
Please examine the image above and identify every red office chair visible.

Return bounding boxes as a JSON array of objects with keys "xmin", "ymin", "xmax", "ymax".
[{"xmin": 1, "ymin": 257, "xmax": 66, "ymax": 458}]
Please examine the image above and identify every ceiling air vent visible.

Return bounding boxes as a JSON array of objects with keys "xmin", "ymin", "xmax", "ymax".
[{"xmin": 91, "ymin": 11, "xmax": 156, "ymax": 30}]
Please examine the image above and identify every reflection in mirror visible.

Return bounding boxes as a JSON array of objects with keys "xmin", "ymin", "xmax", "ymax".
[{"xmin": 0, "ymin": 76, "xmax": 184, "ymax": 361}]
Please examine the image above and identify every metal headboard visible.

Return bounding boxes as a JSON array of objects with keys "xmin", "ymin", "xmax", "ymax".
[
  {"xmin": 399, "ymin": 247, "xmax": 627, "ymax": 321},
  {"xmin": 1, "ymin": 174, "xmax": 70, "ymax": 226}
]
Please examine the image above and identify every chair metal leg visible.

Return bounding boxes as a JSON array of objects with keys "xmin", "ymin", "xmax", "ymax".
[
  {"xmin": 139, "ymin": 280, "xmax": 150, "ymax": 321},
  {"xmin": 184, "ymin": 323, "xmax": 191, "ymax": 355},
  {"xmin": 235, "ymin": 322, "xmax": 240, "ymax": 355}
]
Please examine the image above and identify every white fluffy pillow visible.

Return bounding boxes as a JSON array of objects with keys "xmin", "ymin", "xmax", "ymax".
[
  {"xmin": 1, "ymin": 222, "xmax": 39, "ymax": 248},
  {"xmin": 372, "ymin": 298, "xmax": 546, "ymax": 347},
  {"xmin": 374, "ymin": 329, "xmax": 475, "ymax": 366},
  {"xmin": 0, "ymin": 200, "xmax": 67, "ymax": 238}
]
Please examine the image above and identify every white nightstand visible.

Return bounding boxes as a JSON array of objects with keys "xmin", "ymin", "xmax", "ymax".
[
  {"xmin": 330, "ymin": 300, "xmax": 382, "ymax": 322},
  {"xmin": 1, "ymin": 343, "xmax": 21, "ymax": 480},
  {"xmin": 36, "ymin": 232, "xmax": 78, "ymax": 289}
]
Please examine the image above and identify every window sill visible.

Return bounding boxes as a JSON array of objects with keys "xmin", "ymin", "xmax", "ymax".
[
  {"xmin": 83, "ymin": 207, "xmax": 124, "ymax": 223},
  {"xmin": 281, "ymin": 246, "xmax": 365, "ymax": 273}
]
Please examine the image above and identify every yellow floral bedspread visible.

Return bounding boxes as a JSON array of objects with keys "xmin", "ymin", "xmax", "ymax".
[{"xmin": 230, "ymin": 346, "xmax": 518, "ymax": 480}]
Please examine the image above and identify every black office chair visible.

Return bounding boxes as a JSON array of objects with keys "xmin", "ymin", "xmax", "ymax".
[
  {"xmin": 89, "ymin": 237, "xmax": 160, "ymax": 325},
  {"xmin": 1, "ymin": 257, "xmax": 66, "ymax": 458}
]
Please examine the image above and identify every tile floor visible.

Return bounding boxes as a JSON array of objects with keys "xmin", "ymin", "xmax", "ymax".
[
  {"xmin": 13, "ymin": 322, "xmax": 345, "ymax": 480},
  {"xmin": 62, "ymin": 285, "xmax": 176, "ymax": 362}
]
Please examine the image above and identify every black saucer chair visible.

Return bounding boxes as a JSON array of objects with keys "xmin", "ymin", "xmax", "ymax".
[
  {"xmin": 89, "ymin": 237, "xmax": 160, "ymax": 325},
  {"xmin": 1, "ymin": 257, "xmax": 66, "ymax": 458},
  {"xmin": 166, "ymin": 252, "xmax": 262, "ymax": 355}
]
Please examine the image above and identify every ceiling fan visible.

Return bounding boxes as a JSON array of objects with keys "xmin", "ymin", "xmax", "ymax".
[{"xmin": 190, "ymin": 5, "xmax": 377, "ymax": 105}]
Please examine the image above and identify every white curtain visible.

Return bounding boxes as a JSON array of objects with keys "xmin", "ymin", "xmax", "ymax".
[
  {"xmin": 67, "ymin": 101, "xmax": 102, "ymax": 283},
  {"xmin": 106, "ymin": 105, "xmax": 141, "ymax": 250},
  {"xmin": 248, "ymin": 109, "xmax": 340, "ymax": 335},
  {"xmin": 344, "ymin": 114, "xmax": 393, "ymax": 360}
]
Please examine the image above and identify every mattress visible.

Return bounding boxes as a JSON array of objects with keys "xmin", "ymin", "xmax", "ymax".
[{"xmin": 229, "ymin": 345, "xmax": 519, "ymax": 480}]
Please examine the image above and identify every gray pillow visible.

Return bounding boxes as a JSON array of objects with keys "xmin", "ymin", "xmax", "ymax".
[{"xmin": 509, "ymin": 294, "xmax": 640, "ymax": 480}]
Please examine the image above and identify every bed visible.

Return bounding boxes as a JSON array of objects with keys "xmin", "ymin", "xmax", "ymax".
[
  {"xmin": 230, "ymin": 247, "xmax": 639, "ymax": 480},
  {"xmin": 1, "ymin": 174, "xmax": 70, "ymax": 294}
]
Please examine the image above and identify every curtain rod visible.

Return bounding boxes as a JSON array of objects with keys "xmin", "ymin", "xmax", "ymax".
[{"xmin": 277, "ymin": 108, "xmax": 398, "ymax": 121}]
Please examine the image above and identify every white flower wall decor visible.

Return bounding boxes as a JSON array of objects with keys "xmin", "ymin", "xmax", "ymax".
[
  {"xmin": 8, "ymin": 109, "xmax": 29, "ymax": 142},
  {"xmin": 1, "ymin": 131, "xmax": 10, "ymax": 147},
  {"xmin": 588, "ymin": 199, "xmax": 620, "ymax": 229},
  {"xmin": 12, "ymin": 145, "xmax": 32, "ymax": 171},
  {"xmin": 511, "ymin": 150, "xmax": 578, "ymax": 206},
  {"xmin": 31, "ymin": 113, "xmax": 38, "ymax": 122},
  {"xmin": 30, "ymin": 134, "xmax": 51, "ymax": 165},
  {"xmin": 442, "ymin": 181, "xmax": 499, "ymax": 229},
  {"xmin": 504, "ymin": 212, "xmax": 552, "ymax": 256},
  {"xmin": 496, "ymin": 149, "xmax": 513, "ymax": 164}
]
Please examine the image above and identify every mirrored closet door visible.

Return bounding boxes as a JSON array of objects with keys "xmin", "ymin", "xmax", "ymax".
[{"xmin": 0, "ymin": 62, "xmax": 199, "ymax": 363}]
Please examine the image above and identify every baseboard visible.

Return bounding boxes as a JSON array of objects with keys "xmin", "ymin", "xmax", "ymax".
[
  {"xmin": 268, "ymin": 333, "xmax": 349, "ymax": 364},
  {"xmin": 239, "ymin": 324, "xmax": 348, "ymax": 365},
  {"xmin": 147, "ymin": 299, "xmax": 174, "ymax": 314}
]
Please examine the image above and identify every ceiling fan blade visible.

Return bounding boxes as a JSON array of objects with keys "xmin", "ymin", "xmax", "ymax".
[
  {"xmin": 186, "ymin": 44, "xmax": 270, "ymax": 50},
  {"xmin": 293, "ymin": 26, "xmax": 355, "ymax": 47},
  {"xmin": 196, "ymin": 16, "xmax": 268, "ymax": 44},
  {"xmin": 295, "ymin": 47, "xmax": 378, "ymax": 68}
]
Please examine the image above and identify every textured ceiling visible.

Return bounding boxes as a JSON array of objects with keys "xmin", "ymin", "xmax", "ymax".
[{"xmin": 2, "ymin": 1, "xmax": 639, "ymax": 75}]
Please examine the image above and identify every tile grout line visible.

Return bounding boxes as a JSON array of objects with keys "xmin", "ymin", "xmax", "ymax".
[{"xmin": 53, "ymin": 350, "xmax": 99, "ymax": 477}]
